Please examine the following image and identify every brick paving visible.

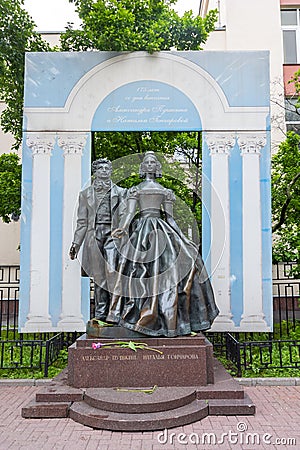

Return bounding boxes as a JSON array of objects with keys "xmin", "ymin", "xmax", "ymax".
[{"xmin": 0, "ymin": 385, "xmax": 299, "ymax": 449}]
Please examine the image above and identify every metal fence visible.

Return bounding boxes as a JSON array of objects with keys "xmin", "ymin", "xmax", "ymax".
[
  {"xmin": 207, "ymin": 262, "xmax": 300, "ymax": 376},
  {"xmin": 0, "ymin": 263, "xmax": 299, "ymax": 377},
  {"xmin": 0, "ymin": 266, "xmax": 78, "ymax": 376},
  {"xmin": 220, "ymin": 333, "xmax": 300, "ymax": 377},
  {"xmin": 0, "ymin": 265, "xmax": 19, "ymax": 338}
]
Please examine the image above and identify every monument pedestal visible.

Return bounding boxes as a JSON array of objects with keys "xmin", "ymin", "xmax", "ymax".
[
  {"xmin": 68, "ymin": 332, "xmax": 214, "ymax": 388},
  {"xmin": 22, "ymin": 330, "xmax": 255, "ymax": 430}
]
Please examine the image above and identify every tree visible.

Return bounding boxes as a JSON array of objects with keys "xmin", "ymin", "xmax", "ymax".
[
  {"xmin": 0, "ymin": 0, "xmax": 50, "ymax": 150},
  {"xmin": 272, "ymin": 131, "xmax": 300, "ymax": 270},
  {"xmin": 62, "ymin": 0, "xmax": 218, "ymax": 52},
  {"xmin": 0, "ymin": 0, "xmax": 51, "ymax": 223},
  {"xmin": 0, "ymin": 153, "xmax": 22, "ymax": 223},
  {"xmin": 270, "ymin": 68, "xmax": 300, "ymax": 271}
]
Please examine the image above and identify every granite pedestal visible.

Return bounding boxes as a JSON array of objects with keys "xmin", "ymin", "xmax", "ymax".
[{"xmin": 68, "ymin": 332, "xmax": 214, "ymax": 388}]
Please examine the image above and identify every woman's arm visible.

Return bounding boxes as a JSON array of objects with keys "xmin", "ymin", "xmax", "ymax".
[
  {"xmin": 112, "ymin": 188, "xmax": 138, "ymax": 238},
  {"xmin": 163, "ymin": 189, "xmax": 185, "ymax": 237},
  {"xmin": 163, "ymin": 189, "xmax": 175, "ymax": 222}
]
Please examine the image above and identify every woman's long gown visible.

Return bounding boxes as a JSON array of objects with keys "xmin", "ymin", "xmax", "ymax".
[{"xmin": 107, "ymin": 180, "xmax": 219, "ymax": 337}]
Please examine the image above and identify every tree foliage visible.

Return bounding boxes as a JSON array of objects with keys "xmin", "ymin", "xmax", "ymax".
[
  {"xmin": 0, "ymin": 153, "xmax": 22, "ymax": 223},
  {"xmin": 272, "ymin": 131, "xmax": 300, "ymax": 268},
  {"xmin": 271, "ymin": 69, "xmax": 300, "ymax": 270},
  {"xmin": 93, "ymin": 130, "xmax": 199, "ymax": 161},
  {"xmin": 62, "ymin": 0, "xmax": 218, "ymax": 52},
  {"xmin": 0, "ymin": 0, "xmax": 50, "ymax": 149},
  {"xmin": 96, "ymin": 131, "xmax": 202, "ymax": 234}
]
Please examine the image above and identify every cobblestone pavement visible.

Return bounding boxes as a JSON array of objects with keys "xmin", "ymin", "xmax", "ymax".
[{"xmin": 0, "ymin": 385, "xmax": 299, "ymax": 450}]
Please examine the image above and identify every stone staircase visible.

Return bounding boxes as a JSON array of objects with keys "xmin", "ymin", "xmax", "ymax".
[{"xmin": 22, "ymin": 360, "xmax": 255, "ymax": 431}]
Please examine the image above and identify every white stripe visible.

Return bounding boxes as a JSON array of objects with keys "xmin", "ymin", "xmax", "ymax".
[
  {"xmin": 58, "ymin": 134, "xmax": 87, "ymax": 331},
  {"xmin": 239, "ymin": 133, "xmax": 267, "ymax": 330}
]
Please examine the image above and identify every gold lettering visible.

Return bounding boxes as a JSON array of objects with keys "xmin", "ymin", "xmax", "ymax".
[
  {"xmin": 142, "ymin": 354, "xmax": 165, "ymax": 360},
  {"xmin": 119, "ymin": 355, "xmax": 137, "ymax": 361},
  {"xmin": 167, "ymin": 354, "xmax": 199, "ymax": 360},
  {"xmin": 81, "ymin": 355, "xmax": 110, "ymax": 361}
]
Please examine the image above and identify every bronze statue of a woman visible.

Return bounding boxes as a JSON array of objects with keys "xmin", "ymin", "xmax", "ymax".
[{"xmin": 107, "ymin": 152, "xmax": 219, "ymax": 337}]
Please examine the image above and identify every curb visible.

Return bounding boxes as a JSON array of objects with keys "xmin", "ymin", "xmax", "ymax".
[
  {"xmin": 235, "ymin": 377, "xmax": 300, "ymax": 386},
  {"xmin": 0, "ymin": 378, "xmax": 300, "ymax": 387},
  {"xmin": 0, "ymin": 378, "xmax": 54, "ymax": 386}
]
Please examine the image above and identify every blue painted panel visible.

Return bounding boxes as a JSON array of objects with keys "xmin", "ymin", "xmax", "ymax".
[
  {"xmin": 92, "ymin": 80, "xmax": 202, "ymax": 131},
  {"xmin": 81, "ymin": 277, "xmax": 90, "ymax": 321},
  {"xmin": 177, "ymin": 51, "xmax": 270, "ymax": 107},
  {"xmin": 24, "ymin": 52, "xmax": 120, "ymax": 108},
  {"xmin": 80, "ymin": 134, "xmax": 92, "ymax": 319},
  {"xmin": 24, "ymin": 51, "xmax": 270, "ymax": 110},
  {"xmin": 229, "ymin": 142, "xmax": 243, "ymax": 326},
  {"xmin": 260, "ymin": 132, "xmax": 273, "ymax": 328},
  {"xmin": 49, "ymin": 144, "xmax": 64, "ymax": 325},
  {"xmin": 202, "ymin": 137, "xmax": 211, "ymax": 277},
  {"xmin": 18, "ymin": 138, "xmax": 33, "ymax": 330}
]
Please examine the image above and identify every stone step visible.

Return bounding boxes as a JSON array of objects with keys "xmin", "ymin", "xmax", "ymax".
[
  {"xmin": 208, "ymin": 394, "xmax": 256, "ymax": 415},
  {"xmin": 36, "ymin": 385, "xmax": 83, "ymax": 403},
  {"xmin": 69, "ymin": 399, "xmax": 209, "ymax": 431},
  {"xmin": 196, "ymin": 359, "xmax": 245, "ymax": 399},
  {"xmin": 84, "ymin": 386, "xmax": 197, "ymax": 413},
  {"xmin": 22, "ymin": 400, "xmax": 71, "ymax": 418}
]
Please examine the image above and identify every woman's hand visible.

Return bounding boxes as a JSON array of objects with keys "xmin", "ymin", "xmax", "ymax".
[{"xmin": 111, "ymin": 228, "xmax": 127, "ymax": 239}]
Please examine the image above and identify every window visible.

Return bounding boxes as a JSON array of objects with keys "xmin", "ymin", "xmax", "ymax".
[
  {"xmin": 285, "ymin": 97, "xmax": 300, "ymax": 134},
  {"xmin": 281, "ymin": 9, "xmax": 300, "ymax": 63},
  {"xmin": 281, "ymin": 9, "xmax": 297, "ymax": 26}
]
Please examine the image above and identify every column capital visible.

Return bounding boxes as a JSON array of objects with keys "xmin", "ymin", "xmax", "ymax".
[
  {"xmin": 205, "ymin": 133, "xmax": 235, "ymax": 156},
  {"xmin": 58, "ymin": 133, "xmax": 87, "ymax": 156},
  {"xmin": 238, "ymin": 133, "xmax": 266, "ymax": 156},
  {"xmin": 26, "ymin": 134, "xmax": 55, "ymax": 156}
]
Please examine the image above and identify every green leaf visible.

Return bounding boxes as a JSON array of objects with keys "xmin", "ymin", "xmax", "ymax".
[{"xmin": 128, "ymin": 341, "xmax": 138, "ymax": 351}]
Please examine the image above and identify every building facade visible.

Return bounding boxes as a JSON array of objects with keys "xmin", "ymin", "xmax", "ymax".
[{"xmin": 200, "ymin": 0, "xmax": 288, "ymax": 148}]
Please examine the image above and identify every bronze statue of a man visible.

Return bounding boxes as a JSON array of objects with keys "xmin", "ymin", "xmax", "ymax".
[{"xmin": 69, "ymin": 158, "xmax": 126, "ymax": 321}]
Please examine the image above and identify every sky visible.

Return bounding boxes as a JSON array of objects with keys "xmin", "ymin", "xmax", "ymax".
[{"xmin": 24, "ymin": 0, "xmax": 201, "ymax": 31}]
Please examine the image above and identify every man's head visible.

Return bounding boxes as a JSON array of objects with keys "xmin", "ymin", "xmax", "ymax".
[{"xmin": 92, "ymin": 158, "xmax": 112, "ymax": 181}]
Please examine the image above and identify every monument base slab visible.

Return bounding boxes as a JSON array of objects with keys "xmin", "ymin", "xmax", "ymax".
[{"xmin": 68, "ymin": 332, "xmax": 214, "ymax": 388}]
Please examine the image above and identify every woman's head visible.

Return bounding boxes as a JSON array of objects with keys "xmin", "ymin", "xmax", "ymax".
[{"xmin": 139, "ymin": 152, "xmax": 162, "ymax": 178}]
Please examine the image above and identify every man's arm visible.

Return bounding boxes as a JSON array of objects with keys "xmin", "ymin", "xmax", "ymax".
[{"xmin": 69, "ymin": 191, "xmax": 88, "ymax": 259}]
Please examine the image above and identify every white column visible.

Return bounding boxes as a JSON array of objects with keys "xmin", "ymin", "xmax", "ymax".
[
  {"xmin": 57, "ymin": 134, "xmax": 87, "ymax": 331},
  {"xmin": 206, "ymin": 133, "xmax": 235, "ymax": 330},
  {"xmin": 238, "ymin": 133, "xmax": 268, "ymax": 330},
  {"xmin": 24, "ymin": 134, "xmax": 55, "ymax": 331}
]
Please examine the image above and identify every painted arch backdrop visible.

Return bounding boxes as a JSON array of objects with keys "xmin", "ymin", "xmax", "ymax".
[{"xmin": 19, "ymin": 50, "xmax": 272, "ymax": 332}]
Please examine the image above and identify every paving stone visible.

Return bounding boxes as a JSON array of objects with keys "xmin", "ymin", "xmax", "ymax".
[{"xmin": 0, "ymin": 384, "xmax": 299, "ymax": 449}]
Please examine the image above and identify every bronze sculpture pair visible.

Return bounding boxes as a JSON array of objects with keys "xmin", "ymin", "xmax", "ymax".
[{"xmin": 70, "ymin": 152, "xmax": 218, "ymax": 337}]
